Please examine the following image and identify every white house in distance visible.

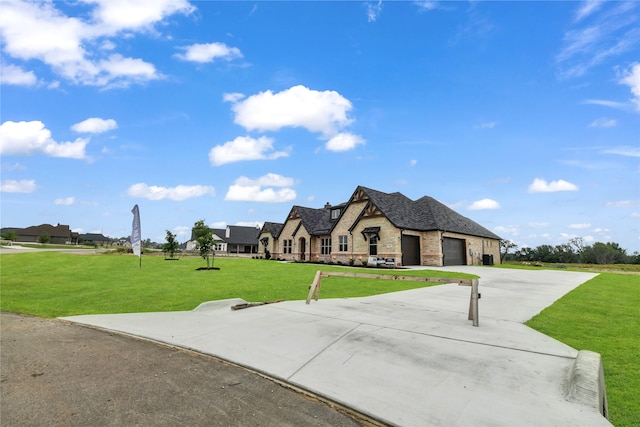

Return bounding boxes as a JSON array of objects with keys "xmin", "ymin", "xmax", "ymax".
[{"xmin": 186, "ymin": 225, "xmax": 260, "ymax": 255}]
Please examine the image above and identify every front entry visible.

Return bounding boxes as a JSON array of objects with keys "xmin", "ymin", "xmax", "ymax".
[
  {"xmin": 401, "ymin": 235, "xmax": 421, "ymax": 265},
  {"xmin": 299, "ymin": 237, "xmax": 306, "ymax": 261}
]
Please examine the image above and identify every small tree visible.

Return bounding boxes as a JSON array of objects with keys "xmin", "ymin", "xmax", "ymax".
[
  {"xmin": 193, "ymin": 220, "xmax": 217, "ymax": 269},
  {"xmin": 38, "ymin": 234, "xmax": 51, "ymax": 245},
  {"xmin": 499, "ymin": 240, "xmax": 517, "ymax": 262},
  {"xmin": 163, "ymin": 230, "xmax": 180, "ymax": 259}
]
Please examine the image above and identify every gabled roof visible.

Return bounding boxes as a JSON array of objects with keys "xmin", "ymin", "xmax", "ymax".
[
  {"xmin": 351, "ymin": 186, "xmax": 501, "ymax": 240},
  {"xmin": 225, "ymin": 225, "xmax": 260, "ymax": 245},
  {"xmin": 260, "ymin": 222, "xmax": 284, "ymax": 238},
  {"xmin": 286, "ymin": 204, "xmax": 344, "ymax": 236},
  {"xmin": 19, "ymin": 224, "xmax": 72, "ymax": 238},
  {"xmin": 80, "ymin": 233, "xmax": 110, "ymax": 242}
]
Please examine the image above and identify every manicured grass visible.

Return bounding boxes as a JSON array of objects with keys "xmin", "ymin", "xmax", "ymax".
[
  {"xmin": 527, "ymin": 273, "xmax": 640, "ymax": 427},
  {"xmin": 0, "ymin": 252, "xmax": 476, "ymax": 318}
]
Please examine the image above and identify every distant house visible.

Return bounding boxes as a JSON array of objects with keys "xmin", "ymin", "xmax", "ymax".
[
  {"xmin": 9, "ymin": 224, "xmax": 79, "ymax": 245},
  {"xmin": 265, "ymin": 186, "xmax": 501, "ymax": 267},
  {"xmin": 79, "ymin": 233, "xmax": 111, "ymax": 246},
  {"xmin": 186, "ymin": 225, "xmax": 260, "ymax": 255}
]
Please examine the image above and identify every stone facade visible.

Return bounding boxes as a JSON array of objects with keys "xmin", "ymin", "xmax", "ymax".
[{"xmin": 266, "ymin": 186, "xmax": 502, "ymax": 267}]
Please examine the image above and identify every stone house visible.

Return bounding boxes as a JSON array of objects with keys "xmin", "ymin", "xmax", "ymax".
[{"xmin": 263, "ymin": 186, "xmax": 501, "ymax": 267}]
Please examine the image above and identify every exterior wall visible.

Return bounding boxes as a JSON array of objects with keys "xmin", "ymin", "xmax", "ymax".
[
  {"xmin": 329, "ymin": 200, "xmax": 403, "ymax": 266},
  {"xmin": 352, "ymin": 217, "xmax": 402, "ymax": 265},
  {"xmin": 278, "ymin": 218, "xmax": 310, "ymax": 261},
  {"xmin": 440, "ymin": 231, "xmax": 501, "ymax": 266},
  {"xmin": 420, "ymin": 231, "xmax": 443, "ymax": 266},
  {"xmin": 258, "ymin": 231, "xmax": 278, "ymax": 259},
  {"xmin": 330, "ymin": 200, "xmax": 368, "ymax": 265}
]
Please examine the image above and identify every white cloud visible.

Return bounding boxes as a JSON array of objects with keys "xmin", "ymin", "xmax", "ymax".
[
  {"xmin": 175, "ymin": 42, "xmax": 242, "ymax": 63},
  {"xmin": 528, "ymin": 178, "xmax": 579, "ymax": 193},
  {"xmin": 574, "ymin": 0, "xmax": 605, "ymax": 22},
  {"xmin": 127, "ymin": 183, "xmax": 215, "ymax": 201},
  {"xmin": 409, "ymin": 159, "xmax": 418, "ymax": 167},
  {"xmin": 583, "ymin": 99, "xmax": 630, "ymax": 110},
  {"xmin": 557, "ymin": 2, "xmax": 640, "ymax": 79},
  {"xmin": 223, "ymin": 92, "xmax": 245, "ymax": 103},
  {"xmin": 414, "ymin": 1, "xmax": 438, "ymax": 12},
  {"xmin": 71, "ymin": 118, "xmax": 118, "ymax": 134},
  {"xmin": 0, "ymin": 120, "xmax": 89, "ymax": 159},
  {"xmin": 619, "ymin": 62, "xmax": 640, "ymax": 110},
  {"xmin": 603, "ymin": 145, "xmax": 640, "ymax": 157},
  {"xmin": 227, "ymin": 85, "xmax": 354, "ymax": 136},
  {"xmin": 528, "ymin": 222, "xmax": 550, "ymax": 229},
  {"xmin": 589, "ymin": 117, "xmax": 616, "ymax": 127},
  {"xmin": 568, "ymin": 223, "xmax": 591, "ymax": 229},
  {"xmin": 234, "ymin": 173, "xmax": 295, "ymax": 188},
  {"xmin": 54, "ymin": 196, "xmax": 75, "ymax": 206},
  {"xmin": 606, "ymin": 200, "xmax": 635, "ymax": 208},
  {"xmin": 475, "ymin": 121, "xmax": 496, "ymax": 129},
  {"xmin": 209, "ymin": 136, "xmax": 289, "ymax": 166},
  {"xmin": 494, "ymin": 225, "xmax": 519, "ymax": 235},
  {"xmin": 225, "ymin": 174, "xmax": 296, "ymax": 203},
  {"xmin": 0, "ymin": 179, "xmax": 36, "ymax": 193},
  {"xmin": 0, "ymin": 64, "xmax": 38, "ymax": 86},
  {"xmin": 87, "ymin": 0, "xmax": 195, "ymax": 32},
  {"xmin": 367, "ymin": 0, "xmax": 383, "ymax": 22},
  {"xmin": 0, "ymin": 0, "xmax": 192, "ymax": 88},
  {"xmin": 468, "ymin": 198, "xmax": 501, "ymax": 210},
  {"xmin": 325, "ymin": 132, "xmax": 365, "ymax": 152},
  {"xmin": 173, "ymin": 225, "xmax": 191, "ymax": 238}
]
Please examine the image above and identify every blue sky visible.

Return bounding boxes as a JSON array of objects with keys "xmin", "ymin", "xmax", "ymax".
[{"xmin": 1, "ymin": 0, "xmax": 638, "ymax": 252}]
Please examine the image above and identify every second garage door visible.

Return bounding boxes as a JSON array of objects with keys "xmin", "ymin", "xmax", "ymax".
[{"xmin": 443, "ymin": 237, "xmax": 466, "ymax": 266}]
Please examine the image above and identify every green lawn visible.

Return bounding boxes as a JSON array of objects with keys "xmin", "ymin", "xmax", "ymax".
[
  {"xmin": 3, "ymin": 252, "xmax": 637, "ymax": 425},
  {"xmin": 527, "ymin": 273, "xmax": 640, "ymax": 427},
  {"xmin": 0, "ymin": 252, "xmax": 475, "ymax": 318}
]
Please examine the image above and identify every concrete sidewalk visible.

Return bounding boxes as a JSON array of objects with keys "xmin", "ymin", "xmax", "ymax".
[{"xmin": 63, "ymin": 267, "xmax": 611, "ymax": 426}]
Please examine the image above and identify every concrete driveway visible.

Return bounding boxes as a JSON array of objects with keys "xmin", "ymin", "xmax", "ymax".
[{"xmin": 63, "ymin": 266, "xmax": 610, "ymax": 427}]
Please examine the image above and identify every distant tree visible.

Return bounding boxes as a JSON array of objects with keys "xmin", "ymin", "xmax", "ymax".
[
  {"xmin": 1, "ymin": 230, "xmax": 17, "ymax": 241},
  {"xmin": 568, "ymin": 237, "xmax": 585, "ymax": 262},
  {"xmin": 553, "ymin": 243, "xmax": 578, "ymax": 264},
  {"xmin": 533, "ymin": 244, "xmax": 557, "ymax": 263},
  {"xmin": 500, "ymin": 240, "xmax": 517, "ymax": 262},
  {"xmin": 583, "ymin": 242, "xmax": 627, "ymax": 265},
  {"xmin": 163, "ymin": 230, "xmax": 180, "ymax": 259},
  {"xmin": 38, "ymin": 234, "xmax": 51, "ymax": 245},
  {"xmin": 193, "ymin": 220, "xmax": 218, "ymax": 269}
]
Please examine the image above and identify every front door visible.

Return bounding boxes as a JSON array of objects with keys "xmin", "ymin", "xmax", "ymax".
[{"xmin": 299, "ymin": 237, "xmax": 306, "ymax": 260}]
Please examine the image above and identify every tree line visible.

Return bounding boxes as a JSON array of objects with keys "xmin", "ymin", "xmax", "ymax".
[{"xmin": 500, "ymin": 238, "xmax": 640, "ymax": 265}]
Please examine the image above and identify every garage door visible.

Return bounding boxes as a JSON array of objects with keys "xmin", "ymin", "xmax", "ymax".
[
  {"xmin": 401, "ymin": 235, "xmax": 421, "ymax": 266},
  {"xmin": 443, "ymin": 237, "xmax": 466, "ymax": 266}
]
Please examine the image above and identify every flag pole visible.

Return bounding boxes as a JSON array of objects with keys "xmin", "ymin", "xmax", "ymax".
[{"xmin": 131, "ymin": 204, "xmax": 142, "ymax": 270}]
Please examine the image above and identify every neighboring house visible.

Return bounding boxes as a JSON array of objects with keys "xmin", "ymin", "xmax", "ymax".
[
  {"xmin": 271, "ymin": 186, "xmax": 501, "ymax": 267},
  {"xmin": 258, "ymin": 222, "xmax": 284, "ymax": 258},
  {"xmin": 79, "ymin": 233, "xmax": 111, "ymax": 246},
  {"xmin": 186, "ymin": 225, "xmax": 260, "ymax": 255},
  {"xmin": 8, "ymin": 224, "xmax": 79, "ymax": 244}
]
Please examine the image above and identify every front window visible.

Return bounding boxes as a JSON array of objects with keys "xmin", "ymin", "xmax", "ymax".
[
  {"xmin": 283, "ymin": 239, "xmax": 292, "ymax": 254},
  {"xmin": 321, "ymin": 238, "xmax": 332, "ymax": 255},
  {"xmin": 339, "ymin": 235, "xmax": 348, "ymax": 252},
  {"xmin": 331, "ymin": 209, "xmax": 340, "ymax": 219},
  {"xmin": 369, "ymin": 235, "xmax": 378, "ymax": 256}
]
